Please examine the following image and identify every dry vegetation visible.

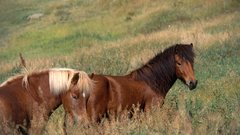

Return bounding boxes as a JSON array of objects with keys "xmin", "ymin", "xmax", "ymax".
[{"xmin": 0, "ymin": 0, "xmax": 240, "ymax": 134}]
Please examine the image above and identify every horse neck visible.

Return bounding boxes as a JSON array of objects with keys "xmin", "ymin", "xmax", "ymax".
[
  {"xmin": 27, "ymin": 72, "xmax": 62, "ymax": 114},
  {"xmin": 130, "ymin": 54, "xmax": 177, "ymax": 97}
]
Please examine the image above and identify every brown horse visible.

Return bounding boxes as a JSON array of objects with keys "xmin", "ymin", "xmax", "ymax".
[
  {"xmin": 62, "ymin": 43, "xmax": 197, "ymax": 123},
  {"xmin": 0, "ymin": 68, "xmax": 93, "ymax": 134}
]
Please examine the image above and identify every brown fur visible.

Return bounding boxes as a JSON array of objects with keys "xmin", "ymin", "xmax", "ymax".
[
  {"xmin": 0, "ymin": 68, "xmax": 93, "ymax": 134},
  {"xmin": 0, "ymin": 71, "xmax": 56, "ymax": 134},
  {"xmin": 62, "ymin": 44, "xmax": 198, "ymax": 123}
]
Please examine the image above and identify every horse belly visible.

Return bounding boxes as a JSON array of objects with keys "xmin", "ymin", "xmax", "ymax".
[
  {"xmin": 110, "ymin": 88, "xmax": 143, "ymax": 113},
  {"xmin": 126, "ymin": 87, "xmax": 146, "ymax": 104}
]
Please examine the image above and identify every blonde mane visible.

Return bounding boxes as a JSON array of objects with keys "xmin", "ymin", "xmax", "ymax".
[
  {"xmin": 1, "ymin": 68, "xmax": 94, "ymax": 96},
  {"xmin": 49, "ymin": 68, "xmax": 94, "ymax": 95},
  {"xmin": 49, "ymin": 68, "xmax": 75, "ymax": 95}
]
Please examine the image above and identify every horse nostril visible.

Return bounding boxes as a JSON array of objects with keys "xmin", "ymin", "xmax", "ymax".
[
  {"xmin": 186, "ymin": 80, "xmax": 197, "ymax": 90},
  {"xmin": 190, "ymin": 80, "xmax": 197, "ymax": 85},
  {"xmin": 189, "ymin": 81, "xmax": 193, "ymax": 85},
  {"xmin": 189, "ymin": 80, "xmax": 197, "ymax": 90}
]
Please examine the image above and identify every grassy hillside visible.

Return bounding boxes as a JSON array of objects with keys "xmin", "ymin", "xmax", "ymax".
[{"xmin": 0, "ymin": 0, "xmax": 240, "ymax": 134}]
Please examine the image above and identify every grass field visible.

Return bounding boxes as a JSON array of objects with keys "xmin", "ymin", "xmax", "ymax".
[{"xmin": 0, "ymin": 0, "xmax": 240, "ymax": 134}]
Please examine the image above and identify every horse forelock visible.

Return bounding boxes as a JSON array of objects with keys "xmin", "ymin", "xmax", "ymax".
[
  {"xmin": 75, "ymin": 71, "xmax": 94, "ymax": 97},
  {"xmin": 175, "ymin": 44, "xmax": 195, "ymax": 64}
]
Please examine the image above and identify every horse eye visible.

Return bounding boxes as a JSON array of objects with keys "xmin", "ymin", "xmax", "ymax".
[
  {"xmin": 71, "ymin": 93, "xmax": 79, "ymax": 99},
  {"xmin": 177, "ymin": 62, "xmax": 181, "ymax": 66}
]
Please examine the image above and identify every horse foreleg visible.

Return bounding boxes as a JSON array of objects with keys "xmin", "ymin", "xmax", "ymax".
[{"xmin": 144, "ymin": 96, "xmax": 164, "ymax": 113}]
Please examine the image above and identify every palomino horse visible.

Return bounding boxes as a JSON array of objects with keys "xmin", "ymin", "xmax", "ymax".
[
  {"xmin": 62, "ymin": 43, "xmax": 197, "ymax": 123},
  {"xmin": 0, "ymin": 68, "xmax": 94, "ymax": 134}
]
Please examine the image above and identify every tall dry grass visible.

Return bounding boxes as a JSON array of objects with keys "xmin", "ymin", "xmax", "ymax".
[{"xmin": 0, "ymin": 0, "xmax": 240, "ymax": 134}]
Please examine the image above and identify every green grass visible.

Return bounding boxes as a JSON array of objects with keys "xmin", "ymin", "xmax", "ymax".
[
  {"xmin": 136, "ymin": 0, "xmax": 240, "ymax": 34},
  {"xmin": 0, "ymin": 0, "xmax": 240, "ymax": 134}
]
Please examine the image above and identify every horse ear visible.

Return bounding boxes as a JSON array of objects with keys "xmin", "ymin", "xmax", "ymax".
[
  {"xmin": 90, "ymin": 73, "xmax": 94, "ymax": 79},
  {"xmin": 71, "ymin": 73, "xmax": 79, "ymax": 85}
]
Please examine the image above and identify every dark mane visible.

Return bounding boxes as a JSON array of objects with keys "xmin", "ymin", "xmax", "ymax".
[{"xmin": 130, "ymin": 44, "xmax": 195, "ymax": 96}]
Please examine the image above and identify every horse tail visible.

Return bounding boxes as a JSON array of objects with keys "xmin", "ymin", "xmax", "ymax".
[{"xmin": 19, "ymin": 53, "xmax": 28, "ymax": 73}]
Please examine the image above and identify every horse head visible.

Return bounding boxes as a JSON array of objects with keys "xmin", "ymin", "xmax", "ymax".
[
  {"xmin": 174, "ymin": 43, "xmax": 197, "ymax": 90},
  {"xmin": 61, "ymin": 71, "xmax": 94, "ymax": 126}
]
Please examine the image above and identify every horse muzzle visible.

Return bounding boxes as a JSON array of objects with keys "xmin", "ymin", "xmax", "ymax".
[{"xmin": 186, "ymin": 80, "xmax": 198, "ymax": 90}]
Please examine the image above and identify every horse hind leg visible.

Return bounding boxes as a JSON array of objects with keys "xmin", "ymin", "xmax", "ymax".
[
  {"xmin": 0, "ymin": 100, "xmax": 19, "ymax": 134},
  {"xmin": 18, "ymin": 125, "xmax": 28, "ymax": 135},
  {"xmin": 0, "ymin": 118, "xmax": 20, "ymax": 135}
]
